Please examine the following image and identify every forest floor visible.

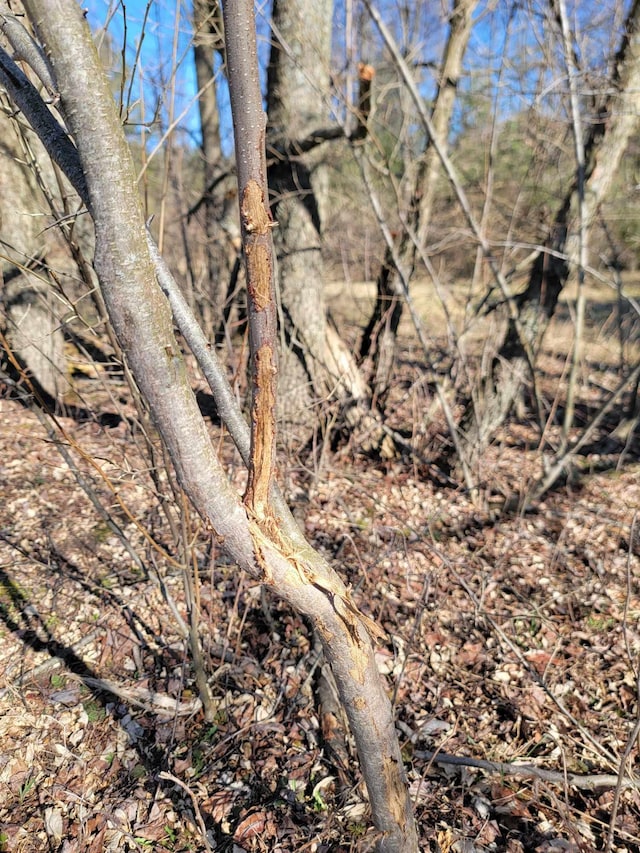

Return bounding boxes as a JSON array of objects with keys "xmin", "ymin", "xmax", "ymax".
[{"xmin": 1, "ymin": 288, "xmax": 640, "ymax": 853}]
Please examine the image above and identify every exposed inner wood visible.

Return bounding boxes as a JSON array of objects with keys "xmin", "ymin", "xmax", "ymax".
[{"xmin": 240, "ymin": 179, "xmax": 279, "ymax": 523}]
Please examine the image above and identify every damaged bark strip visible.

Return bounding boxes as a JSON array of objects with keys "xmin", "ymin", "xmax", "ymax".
[
  {"xmin": 223, "ymin": 2, "xmax": 278, "ymax": 522},
  {"xmin": 222, "ymin": 2, "xmax": 418, "ymax": 848},
  {"xmin": 246, "ymin": 341, "xmax": 277, "ymax": 515},
  {"xmin": 240, "ymin": 180, "xmax": 278, "ymax": 518}
]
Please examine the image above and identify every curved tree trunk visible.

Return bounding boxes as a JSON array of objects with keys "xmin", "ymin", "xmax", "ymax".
[
  {"xmin": 14, "ymin": 2, "xmax": 418, "ymax": 848},
  {"xmin": 464, "ymin": 0, "xmax": 640, "ymax": 462},
  {"xmin": 266, "ymin": 0, "xmax": 370, "ymax": 436},
  {"xmin": 360, "ymin": 0, "xmax": 478, "ymax": 406}
]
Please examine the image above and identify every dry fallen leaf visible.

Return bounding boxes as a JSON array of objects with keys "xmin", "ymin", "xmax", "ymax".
[{"xmin": 233, "ymin": 810, "xmax": 268, "ymax": 842}]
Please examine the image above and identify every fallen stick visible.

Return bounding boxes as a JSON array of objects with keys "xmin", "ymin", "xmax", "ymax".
[{"xmin": 416, "ymin": 750, "xmax": 640, "ymax": 791}]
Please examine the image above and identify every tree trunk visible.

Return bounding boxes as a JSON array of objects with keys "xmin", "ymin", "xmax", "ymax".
[
  {"xmin": 17, "ymin": 2, "xmax": 418, "ymax": 848},
  {"xmin": 192, "ymin": 0, "xmax": 238, "ymax": 335},
  {"xmin": 464, "ymin": 0, "xmax": 640, "ymax": 461},
  {"xmin": 266, "ymin": 0, "xmax": 370, "ymax": 436},
  {"xmin": 360, "ymin": 0, "xmax": 477, "ymax": 406},
  {"xmin": 0, "ymin": 80, "xmax": 68, "ymax": 401}
]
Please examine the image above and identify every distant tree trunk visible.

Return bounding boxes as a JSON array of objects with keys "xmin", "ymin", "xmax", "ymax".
[
  {"xmin": 464, "ymin": 0, "xmax": 640, "ymax": 460},
  {"xmin": 360, "ymin": 0, "xmax": 477, "ymax": 406},
  {"xmin": 0, "ymin": 97, "xmax": 68, "ymax": 401},
  {"xmin": 3, "ymin": 271, "xmax": 68, "ymax": 400},
  {"xmin": 192, "ymin": 0, "xmax": 239, "ymax": 334},
  {"xmin": 266, "ymin": 0, "xmax": 370, "ymax": 436}
]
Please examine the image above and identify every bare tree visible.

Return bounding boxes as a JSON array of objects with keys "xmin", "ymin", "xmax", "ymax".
[
  {"xmin": 266, "ymin": 0, "xmax": 372, "ymax": 437},
  {"xmin": 0, "ymin": 49, "xmax": 68, "ymax": 401},
  {"xmin": 463, "ymin": 0, "xmax": 640, "ymax": 461},
  {"xmin": 191, "ymin": 0, "xmax": 238, "ymax": 332},
  {"xmin": 360, "ymin": 0, "xmax": 478, "ymax": 405},
  {"xmin": 3, "ymin": 1, "xmax": 418, "ymax": 848}
]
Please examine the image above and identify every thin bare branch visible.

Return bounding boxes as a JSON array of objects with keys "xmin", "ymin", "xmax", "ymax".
[
  {"xmin": 416, "ymin": 750, "xmax": 640, "ymax": 792},
  {"xmin": 361, "ymin": 0, "xmax": 539, "ymax": 391}
]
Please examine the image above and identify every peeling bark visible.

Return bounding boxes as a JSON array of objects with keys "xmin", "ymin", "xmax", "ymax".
[{"xmin": 224, "ymin": 7, "xmax": 279, "ymax": 520}]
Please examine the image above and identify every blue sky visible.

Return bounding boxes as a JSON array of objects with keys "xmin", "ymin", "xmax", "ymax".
[
  {"xmin": 84, "ymin": 0, "xmax": 633, "ymax": 155},
  {"xmin": 84, "ymin": 0, "xmax": 272, "ymax": 154},
  {"xmin": 86, "ymin": 1, "xmax": 207, "ymax": 147}
]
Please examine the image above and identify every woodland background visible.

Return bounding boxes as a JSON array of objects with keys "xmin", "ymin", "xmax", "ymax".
[{"xmin": 1, "ymin": 0, "xmax": 640, "ymax": 851}]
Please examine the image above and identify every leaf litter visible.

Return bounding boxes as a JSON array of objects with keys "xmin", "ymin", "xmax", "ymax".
[{"xmin": 0, "ymin": 349, "xmax": 639, "ymax": 852}]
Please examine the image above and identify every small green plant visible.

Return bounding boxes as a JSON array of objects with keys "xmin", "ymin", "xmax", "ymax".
[
  {"xmin": 18, "ymin": 777, "xmax": 36, "ymax": 803},
  {"xmin": 83, "ymin": 700, "xmax": 105, "ymax": 722},
  {"xmin": 192, "ymin": 748, "xmax": 205, "ymax": 775},
  {"xmin": 201, "ymin": 724, "xmax": 218, "ymax": 743},
  {"xmin": 311, "ymin": 787, "xmax": 327, "ymax": 812},
  {"xmin": 92, "ymin": 521, "xmax": 113, "ymax": 544},
  {"xmin": 45, "ymin": 614, "xmax": 60, "ymax": 630},
  {"xmin": 50, "ymin": 673, "xmax": 66, "ymax": 689},
  {"xmin": 286, "ymin": 779, "xmax": 305, "ymax": 803},
  {"xmin": 164, "ymin": 825, "xmax": 178, "ymax": 846},
  {"xmin": 131, "ymin": 764, "xmax": 147, "ymax": 780},
  {"xmin": 350, "ymin": 822, "xmax": 367, "ymax": 838},
  {"xmin": 586, "ymin": 614, "xmax": 615, "ymax": 632}
]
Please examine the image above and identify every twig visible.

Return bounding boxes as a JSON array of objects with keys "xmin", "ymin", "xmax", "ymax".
[
  {"xmin": 605, "ymin": 513, "xmax": 640, "ymax": 853},
  {"xmin": 158, "ymin": 771, "xmax": 214, "ymax": 853},
  {"xmin": 0, "ymin": 336, "xmax": 182, "ymax": 569},
  {"xmin": 0, "ymin": 628, "xmax": 103, "ymax": 699},
  {"xmin": 361, "ymin": 0, "xmax": 539, "ymax": 394},
  {"xmin": 0, "ymin": 42, "xmax": 87, "ymax": 197},
  {"xmin": 415, "ymin": 750, "xmax": 640, "ymax": 792},
  {"xmin": 179, "ymin": 492, "xmax": 217, "ymax": 722},
  {"xmin": 528, "ymin": 357, "xmax": 640, "ymax": 504},
  {"xmin": 429, "ymin": 547, "xmax": 620, "ymax": 767},
  {"xmin": 67, "ymin": 674, "xmax": 202, "ymax": 717},
  {"xmin": 1, "ymin": 365, "xmax": 146, "ymax": 573}
]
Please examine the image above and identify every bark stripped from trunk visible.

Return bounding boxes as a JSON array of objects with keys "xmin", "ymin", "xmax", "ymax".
[{"xmin": 239, "ymin": 177, "xmax": 278, "ymax": 515}]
